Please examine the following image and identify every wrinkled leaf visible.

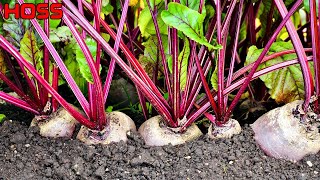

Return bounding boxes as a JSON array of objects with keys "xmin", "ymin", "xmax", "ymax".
[
  {"xmin": 74, "ymin": 38, "xmax": 98, "ymax": 83},
  {"xmin": 50, "ymin": 26, "xmax": 73, "ymax": 43},
  {"xmin": 161, "ymin": 3, "xmax": 219, "ymax": 50},
  {"xmin": 20, "ymin": 30, "xmax": 43, "ymax": 77},
  {"xmin": 3, "ymin": 18, "xmax": 25, "ymax": 47},
  {"xmin": 138, "ymin": 1, "xmax": 167, "ymax": 37},
  {"xmin": 245, "ymin": 42, "xmax": 308, "ymax": 103},
  {"xmin": 143, "ymin": 35, "xmax": 169, "ymax": 63},
  {"xmin": 139, "ymin": 35, "xmax": 169, "ymax": 77}
]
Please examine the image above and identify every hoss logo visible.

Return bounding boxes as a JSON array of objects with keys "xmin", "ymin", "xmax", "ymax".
[{"xmin": 0, "ymin": 3, "xmax": 63, "ymax": 19}]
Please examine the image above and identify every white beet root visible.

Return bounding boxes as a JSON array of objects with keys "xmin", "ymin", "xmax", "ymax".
[
  {"xmin": 138, "ymin": 115, "xmax": 203, "ymax": 146},
  {"xmin": 208, "ymin": 119, "xmax": 241, "ymax": 139},
  {"xmin": 77, "ymin": 111, "xmax": 136, "ymax": 145},
  {"xmin": 251, "ymin": 100, "xmax": 320, "ymax": 162},
  {"xmin": 30, "ymin": 107, "xmax": 79, "ymax": 138}
]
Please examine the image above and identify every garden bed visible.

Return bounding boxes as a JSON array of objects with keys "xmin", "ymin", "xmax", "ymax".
[{"xmin": 0, "ymin": 105, "xmax": 319, "ymax": 179}]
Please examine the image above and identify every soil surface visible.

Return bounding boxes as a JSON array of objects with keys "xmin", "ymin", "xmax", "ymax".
[{"xmin": 0, "ymin": 106, "xmax": 320, "ymax": 179}]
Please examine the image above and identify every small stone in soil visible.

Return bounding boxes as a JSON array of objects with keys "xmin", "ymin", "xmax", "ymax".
[{"xmin": 306, "ymin": 161, "xmax": 313, "ymax": 167}]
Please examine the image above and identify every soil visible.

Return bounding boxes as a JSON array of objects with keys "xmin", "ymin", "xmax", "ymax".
[{"xmin": 0, "ymin": 105, "xmax": 320, "ymax": 179}]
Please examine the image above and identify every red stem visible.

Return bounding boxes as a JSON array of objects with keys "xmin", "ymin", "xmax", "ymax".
[
  {"xmin": 0, "ymin": 71, "xmax": 41, "ymax": 111},
  {"xmin": 145, "ymin": 0, "xmax": 172, "ymax": 102},
  {"xmin": 88, "ymin": 0, "xmax": 102, "ymax": 122},
  {"xmin": 183, "ymin": 56, "xmax": 313, "ymax": 130},
  {"xmin": 0, "ymin": 36, "xmax": 96, "ymax": 129},
  {"xmin": 51, "ymin": 66, "xmax": 59, "ymax": 112},
  {"xmin": 172, "ymin": 28, "xmax": 180, "ymax": 120},
  {"xmin": 17, "ymin": 0, "xmax": 91, "ymax": 119},
  {"xmin": 103, "ymin": 0, "xmax": 129, "ymax": 104},
  {"xmin": 41, "ymin": 0, "xmax": 50, "ymax": 108},
  {"xmin": 62, "ymin": 2, "xmax": 177, "ymax": 127},
  {"xmin": 0, "ymin": 92, "xmax": 39, "ymax": 114},
  {"xmin": 216, "ymin": 0, "xmax": 225, "ymax": 117},
  {"xmin": 1, "ymin": 45, "xmax": 41, "ymax": 106},
  {"xmin": 231, "ymin": 49, "xmax": 313, "ymax": 81},
  {"xmin": 274, "ymin": 0, "xmax": 314, "ymax": 111},
  {"xmin": 193, "ymin": 44, "xmax": 219, "ymax": 117},
  {"xmin": 61, "ymin": 9, "xmax": 106, "ymax": 130},
  {"xmin": 224, "ymin": 0, "xmax": 307, "ymax": 123},
  {"xmin": 309, "ymin": 0, "xmax": 320, "ymax": 112},
  {"xmin": 226, "ymin": 0, "xmax": 244, "ymax": 87},
  {"xmin": 81, "ymin": 0, "xmax": 171, "ymax": 111}
]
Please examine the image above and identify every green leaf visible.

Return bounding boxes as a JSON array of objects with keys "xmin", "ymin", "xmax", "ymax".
[
  {"xmin": 245, "ymin": 42, "xmax": 308, "ymax": 104},
  {"xmin": 74, "ymin": 38, "xmax": 98, "ymax": 84},
  {"xmin": 143, "ymin": 35, "xmax": 169, "ymax": 63},
  {"xmin": 161, "ymin": 3, "xmax": 219, "ymax": 50},
  {"xmin": 86, "ymin": 0, "xmax": 113, "ymax": 16},
  {"xmin": 40, "ymin": 19, "xmax": 61, "ymax": 29},
  {"xmin": 142, "ymin": 0, "xmax": 162, "ymax": 10},
  {"xmin": 138, "ymin": 1, "xmax": 167, "ymax": 37},
  {"xmin": 101, "ymin": 33, "xmax": 111, "ymax": 42},
  {"xmin": 256, "ymin": 0, "xmax": 273, "ymax": 38},
  {"xmin": 167, "ymin": 38, "xmax": 189, "ymax": 89},
  {"xmin": 0, "ymin": 16, "xmax": 4, "ymax": 35},
  {"xmin": 0, "ymin": 49, "xmax": 6, "ymax": 76},
  {"xmin": 140, "ymin": 35, "xmax": 169, "ymax": 77},
  {"xmin": 167, "ymin": 55, "xmax": 173, "ymax": 73},
  {"xmin": 210, "ymin": 63, "xmax": 218, "ymax": 91},
  {"xmin": 64, "ymin": 42, "xmax": 87, "ymax": 93},
  {"xmin": 0, "ymin": 114, "xmax": 6, "ymax": 123},
  {"xmin": 257, "ymin": 0, "xmax": 297, "ymax": 39},
  {"xmin": 49, "ymin": 26, "xmax": 73, "ymax": 43},
  {"xmin": 3, "ymin": 18, "xmax": 25, "ymax": 47},
  {"xmin": 20, "ymin": 30, "xmax": 43, "ymax": 77},
  {"xmin": 178, "ymin": 38, "xmax": 190, "ymax": 90},
  {"xmin": 106, "ymin": 106, "xmax": 113, "ymax": 112},
  {"xmin": 102, "ymin": 4, "xmax": 114, "ymax": 15},
  {"xmin": 180, "ymin": 0, "xmax": 206, "ymax": 15},
  {"xmin": 304, "ymin": 0, "xmax": 319, "ymax": 13}
]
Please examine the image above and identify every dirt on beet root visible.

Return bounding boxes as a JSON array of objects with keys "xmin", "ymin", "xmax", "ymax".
[{"xmin": 0, "ymin": 105, "xmax": 320, "ymax": 179}]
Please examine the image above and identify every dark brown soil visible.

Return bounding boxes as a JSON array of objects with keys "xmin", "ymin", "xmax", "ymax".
[{"xmin": 0, "ymin": 106, "xmax": 320, "ymax": 179}]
